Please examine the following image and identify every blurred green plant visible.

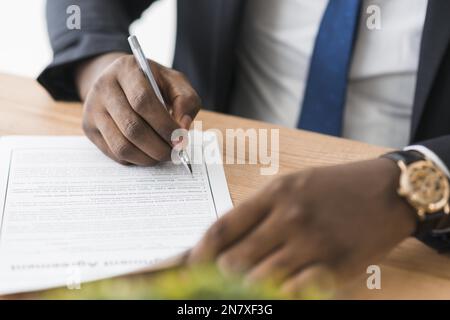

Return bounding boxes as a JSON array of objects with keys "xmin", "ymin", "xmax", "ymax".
[{"xmin": 17, "ymin": 264, "xmax": 333, "ymax": 300}]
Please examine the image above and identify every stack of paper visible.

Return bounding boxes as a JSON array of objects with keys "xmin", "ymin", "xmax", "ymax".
[{"xmin": 0, "ymin": 132, "xmax": 232, "ymax": 295}]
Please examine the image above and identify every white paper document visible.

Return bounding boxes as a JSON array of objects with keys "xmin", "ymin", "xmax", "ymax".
[{"xmin": 0, "ymin": 133, "xmax": 232, "ymax": 295}]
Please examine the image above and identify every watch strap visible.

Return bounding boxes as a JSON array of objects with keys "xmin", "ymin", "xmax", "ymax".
[{"xmin": 382, "ymin": 150, "xmax": 425, "ymax": 165}]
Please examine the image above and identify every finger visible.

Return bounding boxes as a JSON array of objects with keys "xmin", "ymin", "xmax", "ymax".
[
  {"xmin": 216, "ymin": 213, "xmax": 286, "ymax": 275},
  {"xmin": 117, "ymin": 57, "xmax": 181, "ymax": 145},
  {"xmin": 95, "ymin": 112, "xmax": 158, "ymax": 166},
  {"xmin": 87, "ymin": 129, "xmax": 130, "ymax": 166},
  {"xmin": 188, "ymin": 189, "xmax": 274, "ymax": 264},
  {"xmin": 103, "ymin": 79, "xmax": 172, "ymax": 162},
  {"xmin": 245, "ymin": 237, "xmax": 320, "ymax": 285},
  {"xmin": 83, "ymin": 114, "xmax": 130, "ymax": 165},
  {"xmin": 281, "ymin": 264, "xmax": 337, "ymax": 300},
  {"xmin": 157, "ymin": 68, "xmax": 201, "ymax": 129}
]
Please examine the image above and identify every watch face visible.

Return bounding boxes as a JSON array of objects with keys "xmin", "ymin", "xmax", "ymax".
[{"xmin": 399, "ymin": 160, "xmax": 450, "ymax": 214}]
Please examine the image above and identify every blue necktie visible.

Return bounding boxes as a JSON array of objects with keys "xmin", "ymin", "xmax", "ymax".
[{"xmin": 298, "ymin": 0, "xmax": 362, "ymax": 136}]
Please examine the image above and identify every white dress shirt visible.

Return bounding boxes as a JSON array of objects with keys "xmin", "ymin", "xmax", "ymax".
[
  {"xmin": 229, "ymin": 0, "xmax": 449, "ymax": 175},
  {"xmin": 230, "ymin": 0, "xmax": 427, "ymax": 149}
]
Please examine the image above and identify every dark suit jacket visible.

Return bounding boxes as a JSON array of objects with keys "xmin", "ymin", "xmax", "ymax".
[{"xmin": 38, "ymin": 0, "xmax": 450, "ymax": 249}]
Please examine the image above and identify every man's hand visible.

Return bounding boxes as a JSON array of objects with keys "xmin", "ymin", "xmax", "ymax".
[
  {"xmin": 188, "ymin": 158, "xmax": 417, "ymax": 296},
  {"xmin": 76, "ymin": 52, "xmax": 201, "ymax": 165}
]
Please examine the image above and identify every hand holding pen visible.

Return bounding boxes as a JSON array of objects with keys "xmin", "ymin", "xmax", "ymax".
[
  {"xmin": 129, "ymin": 35, "xmax": 193, "ymax": 174},
  {"xmin": 76, "ymin": 35, "xmax": 200, "ymax": 171}
]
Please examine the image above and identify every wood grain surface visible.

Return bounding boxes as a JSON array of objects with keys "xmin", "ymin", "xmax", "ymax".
[{"xmin": 1, "ymin": 73, "xmax": 449, "ymax": 299}]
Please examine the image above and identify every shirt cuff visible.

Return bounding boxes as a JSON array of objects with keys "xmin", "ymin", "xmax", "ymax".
[{"xmin": 404, "ymin": 145, "xmax": 450, "ymax": 178}]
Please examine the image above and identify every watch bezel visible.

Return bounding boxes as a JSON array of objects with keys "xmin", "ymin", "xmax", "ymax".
[{"xmin": 397, "ymin": 160, "xmax": 450, "ymax": 219}]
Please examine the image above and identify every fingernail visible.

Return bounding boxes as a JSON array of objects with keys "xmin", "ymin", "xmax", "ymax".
[{"xmin": 180, "ymin": 114, "xmax": 193, "ymax": 130}]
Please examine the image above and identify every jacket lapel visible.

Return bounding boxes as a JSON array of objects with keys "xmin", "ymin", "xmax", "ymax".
[{"xmin": 411, "ymin": 0, "xmax": 450, "ymax": 139}]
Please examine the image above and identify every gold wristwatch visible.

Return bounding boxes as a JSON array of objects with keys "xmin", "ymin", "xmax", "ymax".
[{"xmin": 383, "ymin": 151, "xmax": 450, "ymax": 225}]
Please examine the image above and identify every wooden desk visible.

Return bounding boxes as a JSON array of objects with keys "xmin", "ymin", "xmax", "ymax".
[{"xmin": 1, "ymin": 73, "xmax": 450, "ymax": 299}]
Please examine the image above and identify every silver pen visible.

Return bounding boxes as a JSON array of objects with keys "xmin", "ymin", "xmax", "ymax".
[{"xmin": 128, "ymin": 35, "xmax": 193, "ymax": 175}]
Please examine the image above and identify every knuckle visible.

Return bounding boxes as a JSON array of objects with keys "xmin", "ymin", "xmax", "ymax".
[
  {"xmin": 92, "ymin": 74, "xmax": 112, "ymax": 94},
  {"xmin": 82, "ymin": 118, "xmax": 93, "ymax": 136},
  {"xmin": 96, "ymin": 112, "xmax": 111, "ymax": 130},
  {"xmin": 274, "ymin": 255, "xmax": 290, "ymax": 269},
  {"xmin": 129, "ymin": 91, "xmax": 150, "ymax": 113},
  {"xmin": 122, "ymin": 119, "xmax": 143, "ymax": 140},
  {"xmin": 268, "ymin": 176, "xmax": 290, "ymax": 195},
  {"xmin": 115, "ymin": 55, "xmax": 134, "ymax": 68},
  {"xmin": 83, "ymin": 98, "xmax": 95, "ymax": 113},
  {"xmin": 82, "ymin": 107, "xmax": 102, "ymax": 136},
  {"xmin": 217, "ymin": 253, "xmax": 233, "ymax": 270},
  {"xmin": 112, "ymin": 142, "xmax": 133, "ymax": 160},
  {"xmin": 270, "ymin": 170, "xmax": 314, "ymax": 198},
  {"xmin": 171, "ymin": 69, "xmax": 186, "ymax": 80},
  {"xmin": 283, "ymin": 206, "xmax": 307, "ymax": 226},
  {"xmin": 176, "ymin": 70, "xmax": 186, "ymax": 78},
  {"xmin": 184, "ymin": 92, "xmax": 201, "ymax": 109},
  {"xmin": 112, "ymin": 55, "xmax": 137, "ymax": 80},
  {"xmin": 205, "ymin": 221, "xmax": 227, "ymax": 245},
  {"xmin": 293, "ymin": 169, "xmax": 315, "ymax": 190}
]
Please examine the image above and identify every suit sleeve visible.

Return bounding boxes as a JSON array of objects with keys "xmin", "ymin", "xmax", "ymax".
[{"xmin": 37, "ymin": 0, "xmax": 155, "ymax": 101}]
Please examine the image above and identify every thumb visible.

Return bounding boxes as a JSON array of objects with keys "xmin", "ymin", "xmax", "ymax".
[
  {"xmin": 156, "ymin": 64, "xmax": 202, "ymax": 129},
  {"xmin": 172, "ymin": 94, "xmax": 201, "ymax": 130}
]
